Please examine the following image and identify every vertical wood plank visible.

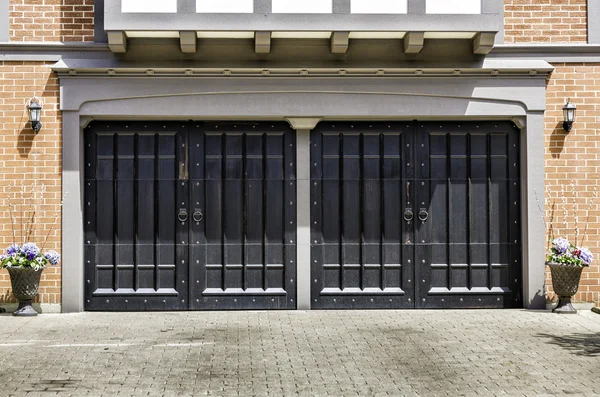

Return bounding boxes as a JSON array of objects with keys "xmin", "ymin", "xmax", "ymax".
[
  {"xmin": 156, "ymin": 132, "xmax": 177, "ymax": 290},
  {"xmin": 96, "ymin": 131, "xmax": 115, "ymax": 291},
  {"xmin": 176, "ymin": 124, "xmax": 190, "ymax": 305},
  {"xmin": 429, "ymin": 132, "xmax": 448, "ymax": 291},
  {"xmin": 469, "ymin": 133, "xmax": 489, "ymax": 289},
  {"xmin": 283, "ymin": 129, "xmax": 297, "ymax": 307},
  {"xmin": 264, "ymin": 133, "xmax": 284, "ymax": 291},
  {"xmin": 342, "ymin": 134, "xmax": 361, "ymax": 291},
  {"xmin": 414, "ymin": 123, "xmax": 431, "ymax": 307},
  {"xmin": 189, "ymin": 123, "xmax": 206, "ymax": 308},
  {"xmin": 136, "ymin": 133, "xmax": 156, "ymax": 290},
  {"xmin": 116, "ymin": 133, "xmax": 135, "ymax": 291},
  {"xmin": 449, "ymin": 133, "xmax": 468, "ymax": 290},
  {"xmin": 507, "ymin": 124, "xmax": 522, "ymax": 303},
  {"xmin": 244, "ymin": 133, "xmax": 264, "ymax": 291},
  {"xmin": 362, "ymin": 133, "xmax": 381, "ymax": 289},
  {"xmin": 310, "ymin": 129, "xmax": 324, "ymax": 304},
  {"xmin": 321, "ymin": 133, "xmax": 341, "ymax": 291},
  {"xmin": 204, "ymin": 133, "xmax": 224, "ymax": 291},
  {"xmin": 382, "ymin": 133, "xmax": 402, "ymax": 291},
  {"xmin": 224, "ymin": 134, "xmax": 244, "ymax": 290}
]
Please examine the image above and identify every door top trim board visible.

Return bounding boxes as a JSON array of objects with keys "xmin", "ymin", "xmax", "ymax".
[
  {"xmin": 316, "ymin": 120, "xmax": 520, "ymax": 132},
  {"xmin": 87, "ymin": 120, "xmax": 293, "ymax": 131},
  {"xmin": 204, "ymin": 121, "xmax": 293, "ymax": 133}
]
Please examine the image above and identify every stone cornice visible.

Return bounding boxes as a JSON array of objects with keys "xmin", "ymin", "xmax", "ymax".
[{"xmin": 1, "ymin": 42, "xmax": 599, "ymax": 64}]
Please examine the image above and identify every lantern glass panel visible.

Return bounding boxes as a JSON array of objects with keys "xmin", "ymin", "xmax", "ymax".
[
  {"xmin": 563, "ymin": 102, "xmax": 576, "ymax": 123},
  {"xmin": 29, "ymin": 108, "xmax": 40, "ymax": 123},
  {"xmin": 28, "ymin": 102, "xmax": 41, "ymax": 123}
]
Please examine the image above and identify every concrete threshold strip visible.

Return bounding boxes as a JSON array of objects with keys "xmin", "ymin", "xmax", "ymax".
[{"xmin": 0, "ymin": 341, "xmax": 213, "ymax": 348}]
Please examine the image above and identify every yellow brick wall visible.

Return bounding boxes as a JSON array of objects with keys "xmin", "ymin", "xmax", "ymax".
[
  {"xmin": 504, "ymin": 0, "xmax": 587, "ymax": 43},
  {"xmin": 9, "ymin": 0, "xmax": 94, "ymax": 42},
  {"xmin": 545, "ymin": 63, "xmax": 600, "ymax": 307},
  {"xmin": 0, "ymin": 62, "xmax": 62, "ymax": 306}
]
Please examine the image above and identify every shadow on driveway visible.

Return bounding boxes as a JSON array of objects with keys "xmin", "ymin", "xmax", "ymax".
[{"xmin": 536, "ymin": 333, "xmax": 600, "ymax": 357}]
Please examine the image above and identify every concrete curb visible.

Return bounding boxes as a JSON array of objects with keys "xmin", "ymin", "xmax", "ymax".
[{"xmin": 0, "ymin": 303, "xmax": 61, "ymax": 314}]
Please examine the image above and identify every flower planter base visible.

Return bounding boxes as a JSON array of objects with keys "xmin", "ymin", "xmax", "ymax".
[
  {"xmin": 547, "ymin": 262, "xmax": 585, "ymax": 315},
  {"xmin": 13, "ymin": 300, "xmax": 38, "ymax": 316},
  {"xmin": 552, "ymin": 296, "xmax": 577, "ymax": 314},
  {"xmin": 7, "ymin": 267, "xmax": 42, "ymax": 317}
]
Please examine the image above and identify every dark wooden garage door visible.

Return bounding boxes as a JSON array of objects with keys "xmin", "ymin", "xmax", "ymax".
[
  {"xmin": 84, "ymin": 121, "xmax": 296, "ymax": 311},
  {"xmin": 310, "ymin": 122, "xmax": 522, "ymax": 309}
]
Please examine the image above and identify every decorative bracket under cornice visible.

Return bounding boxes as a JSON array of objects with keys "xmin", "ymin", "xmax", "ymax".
[{"xmin": 107, "ymin": 31, "xmax": 127, "ymax": 53}]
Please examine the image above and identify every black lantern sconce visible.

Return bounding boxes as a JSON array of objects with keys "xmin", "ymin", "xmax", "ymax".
[
  {"xmin": 562, "ymin": 99, "xmax": 576, "ymax": 132},
  {"xmin": 26, "ymin": 97, "xmax": 43, "ymax": 133}
]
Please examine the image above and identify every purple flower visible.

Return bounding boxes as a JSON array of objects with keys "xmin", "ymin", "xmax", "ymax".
[
  {"xmin": 0, "ymin": 254, "xmax": 6, "ymax": 261},
  {"xmin": 6, "ymin": 244, "xmax": 20, "ymax": 255},
  {"xmin": 580, "ymin": 248, "xmax": 593, "ymax": 265},
  {"xmin": 44, "ymin": 250, "xmax": 60, "ymax": 266},
  {"xmin": 553, "ymin": 238, "xmax": 570, "ymax": 254},
  {"xmin": 21, "ymin": 243, "xmax": 40, "ymax": 258}
]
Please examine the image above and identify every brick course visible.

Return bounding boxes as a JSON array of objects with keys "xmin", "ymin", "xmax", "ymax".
[
  {"xmin": 0, "ymin": 62, "xmax": 62, "ymax": 306},
  {"xmin": 545, "ymin": 63, "xmax": 600, "ymax": 307},
  {"xmin": 9, "ymin": 0, "xmax": 94, "ymax": 42},
  {"xmin": 504, "ymin": 0, "xmax": 587, "ymax": 43}
]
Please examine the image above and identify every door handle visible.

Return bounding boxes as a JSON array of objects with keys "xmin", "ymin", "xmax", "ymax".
[
  {"xmin": 403, "ymin": 209, "xmax": 414, "ymax": 222},
  {"xmin": 418, "ymin": 209, "xmax": 429, "ymax": 222},
  {"xmin": 193, "ymin": 210, "xmax": 203, "ymax": 222},
  {"xmin": 178, "ymin": 210, "xmax": 188, "ymax": 222}
]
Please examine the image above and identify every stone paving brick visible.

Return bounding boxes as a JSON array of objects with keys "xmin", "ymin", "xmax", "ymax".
[{"xmin": 1, "ymin": 310, "xmax": 600, "ymax": 396}]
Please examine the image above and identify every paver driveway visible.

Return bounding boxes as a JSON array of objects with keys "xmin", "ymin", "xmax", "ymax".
[{"xmin": 1, "ymin": 310, "xmax": 599, "ymax": 396}]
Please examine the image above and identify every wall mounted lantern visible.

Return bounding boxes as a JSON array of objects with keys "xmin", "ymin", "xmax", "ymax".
[
  {"xmin": 26, "ymin": 97, "xmax": 43, "ymax": 133},
  {"xmin": 562, "ymin": 99, "xmax": 576, "ymax": 132}
]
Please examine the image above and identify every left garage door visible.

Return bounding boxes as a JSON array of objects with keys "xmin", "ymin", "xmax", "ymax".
[{"xmin": 84, "ymin": 121, "xmax": 297, "ymax": 311}]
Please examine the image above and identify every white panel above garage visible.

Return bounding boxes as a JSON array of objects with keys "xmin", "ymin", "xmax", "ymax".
[
  {"xmin": 196, "ymin": 0, "xmax": 254, "ymax": 13},
  {"xmin": 351, "ymin": 0, "xmax": 407, "ymax": 14},
  {"xmin": 426, "ymin": 0, "xmax": 481, "ymax": 14},
  {"xmin": 272, "ymin": 0, "xmax": 332, "ymax": 14},
  {"xmin": 122, "ymin": 0, "xmax": 177, "ymax": 13}
]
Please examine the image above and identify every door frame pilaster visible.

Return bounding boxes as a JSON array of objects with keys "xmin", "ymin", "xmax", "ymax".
[{"xmin": 286, "ymin": 118, "xmax": 321, "ymax": 310}]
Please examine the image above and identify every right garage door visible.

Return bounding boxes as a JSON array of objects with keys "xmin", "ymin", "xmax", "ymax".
[{"xmin": 310, "ymin": 122, "xmax": 522, "ymax": 309}]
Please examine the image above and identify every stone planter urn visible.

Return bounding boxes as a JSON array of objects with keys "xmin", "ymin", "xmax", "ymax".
[
  {"xmin": 7, "ymin": 267, "xmax": 43, "ymax": 316},
  {"xmin": 546, "ymin": 262, "xmax": 586, "ymax": 314}
]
